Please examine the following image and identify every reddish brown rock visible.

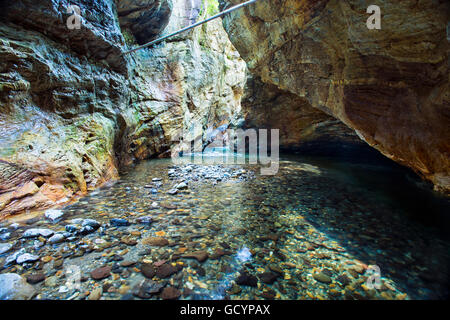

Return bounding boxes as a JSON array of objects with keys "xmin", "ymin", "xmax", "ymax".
[
  {"xmin": 0, "ymin": 162, "xmax": 72, "ymax": 220},
  {"xmin": 182, "ymin": 251, "xmax": 209, "ymax": 262},
  {"xmin": 154, "ymin": 260, "xmax": 168, "ymax": 268},
  {"xmin": 258, "ymin": 272, "xmax": 279, "ymax": 285},
  {"xmin": 91, "ymin": 266, "xmax": 111, "ymax": 280},
  {"xmin": 156, "ymin": 263, "xmax": 180, "ymax": 279},
  {"xmin": 161, "ymin": 287, "xmax": 181, "ymax": 300},
  {"xmin": 141, "ymin": 263, "xmax": 156, "ymax": 279},
  {"xmin": 120, "ymin": 261, "xmax": 136, "ymax": 267},
  {"xmin": 210, "ymin": 248, "xmax": 232, "ymax": 259},
  {"xmin": 142, "ymin": 237, "xmax": 169, "ymax": 247},
  {"xmin": 26, "ymin": 273, "xmax": 46, "ymax": 285},
  {"xmin": 121, "ymin": 236, "xmax": 138, "ymax": 246},
  {"xmin": 260, "ymin": 234, "xmax": 279, "ymax": 242}
]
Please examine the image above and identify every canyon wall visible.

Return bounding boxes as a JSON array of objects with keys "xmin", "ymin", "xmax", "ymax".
[
  {"xmin": 121, "ymin": 0, "xmax": 247, "ymax": 162},
  {"xmin": 1, "ymin": 0, "xmax": 447, "ymax": 219},
  {"xmin": 220, "ymin": 0, "xmax": 450, "ymax": 193},
  {"xmin": 0, "ymin": 0, "xmax": 246, "ymax": 218}
]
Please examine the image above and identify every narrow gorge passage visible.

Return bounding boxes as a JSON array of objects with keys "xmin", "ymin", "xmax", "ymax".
[{"xmin": 0, "ymin": 0, "xmax": 449, "ymax": 303}]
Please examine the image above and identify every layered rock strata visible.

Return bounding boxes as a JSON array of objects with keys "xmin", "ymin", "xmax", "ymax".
[
  {"xmin": 0, "ymin": 0, "xmax": 246, "ymax": 218},
  {"xmin": 220, "ymin": 0, "xmax": 450, "ymax": 193}
]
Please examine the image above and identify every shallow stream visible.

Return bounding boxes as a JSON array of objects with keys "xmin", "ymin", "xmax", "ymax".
[{"xmin": 1, "ymin": 151, "xmax": 449, "ymax": 300}]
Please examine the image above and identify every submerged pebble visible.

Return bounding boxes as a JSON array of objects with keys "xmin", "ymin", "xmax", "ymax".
[{"xmin": 110, "ymin": 219, "xmax": 130, "ymax": 227}]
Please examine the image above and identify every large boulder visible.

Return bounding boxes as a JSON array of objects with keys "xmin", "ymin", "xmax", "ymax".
[{"xmin": 0, "ymin": 273, "xmax": 36, "ymax": 300}]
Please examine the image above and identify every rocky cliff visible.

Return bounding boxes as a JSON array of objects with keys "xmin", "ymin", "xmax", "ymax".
[
  {"xmin": 220, "ymin": 0, "xmax": 450, "ymax": 193},
  {"xmin": 0, "ymin": 0, "xmax": 246, "ymax": 218}
]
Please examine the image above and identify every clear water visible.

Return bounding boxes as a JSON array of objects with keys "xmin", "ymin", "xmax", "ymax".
[{"xmin": 1, "ymin": 152, "xmax": 449, "ymax": 300}]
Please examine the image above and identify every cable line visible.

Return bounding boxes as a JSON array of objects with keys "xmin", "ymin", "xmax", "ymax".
[{"xmin": 123, "ymin": 0, "xmax": 260, "ymax": 54}]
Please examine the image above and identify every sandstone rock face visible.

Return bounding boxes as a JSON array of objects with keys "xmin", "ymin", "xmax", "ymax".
[
  {"xmin": 0, "ymin": 0, "xmax": 246, "ymax": 218},
  {"xmin": 119, "ymin": 0, "xmax": 247, "ymax": 162},
  {"xmin": 220, "ymin": 0, "xmax": 450, "ymax": 193},
  {"xmin": 0, "ymin": 0, "xmax": 126, "ymax": 218},
  {"xmin": 0, "ymin": 0, "xmax": 127, "ymax": 73}
]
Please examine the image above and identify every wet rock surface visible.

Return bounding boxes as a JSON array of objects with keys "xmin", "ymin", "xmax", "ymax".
[
  {"xmin": 26, "ymin": 273, "xmax": 46, "ymax": 285},
  {"xmin": 161, "ymin": 286, "xmax": 181, "ymax": 300},
  {"xmin": 0, "ymin": 273, "xmax": 36, "ymax": 300},
  {"xmin": 91, "ymin": 267, "xmax": 112, "ymax": 280},
  {"xmin": 0, "ymin": 156, "xmax": 448, "ymax": 300},
  {"xmin": 0, "ymin": 243, "xmax": 12, "ymax": 255}
]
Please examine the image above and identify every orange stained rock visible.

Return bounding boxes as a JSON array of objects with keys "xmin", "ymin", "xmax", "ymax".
[{"xmin": 178, "ymin": 247, "xmax": 188, "ymax": 254}]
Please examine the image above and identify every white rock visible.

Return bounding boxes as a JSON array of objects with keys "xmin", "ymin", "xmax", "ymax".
[
  {"xmin": 176, "ymin": 182, "xmax": 188, "ymax": 190},
  {"xmin": 44, "ymin": 209, "xmax": 64, "ymax": 221},
  {"xmin": 185, "ymin": 282, "xmax": 194, "ymax": 290},
  {"xmin": 81, "ymin": 219, "xmax": 101, "ymax": 228},
  {"xmin": 0, "ymin": 232, "xmax": 11, "ymax": 241},
  {"xmin": 70, "ymin": 218, "xmax": 84, "ymax": 225},
  {"xmin": 0, "ymin": 243, "xmax": 13, "ymax": 254},
  {"xmin": 23, "ymin": 228, "xmax": 54, "ymax": 238},
  {"xmin": 58, "ymin": 286, "xmax": 69, "ymax": 293},
  {"xmin": 67, "ymin": 292, "xmax": 79, "ymax": 300},
  {"xmin": 0, "ymin": 273, "xmax": 36, "ymax": 300},
  {"xmin": 8, "ymin": 223, "xmax": 20, "ymax": 229},
  {"xmin": 48, "ymin": 233, "xmax": 65, "ymax": 244},
  {"xmin": 33, "ymin": 240, "xmax": 45, "ymax": 249},
  {"xmin": 16, "ymin": 253, "xmax": 40, "ymax": 264},
  {"xmin": 167, "ymin": 189, "xmax": 178, "ymax": 195},
  {"xmin": 4, "ymin": 248, "xmax": 26, "ymax": 265}
]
